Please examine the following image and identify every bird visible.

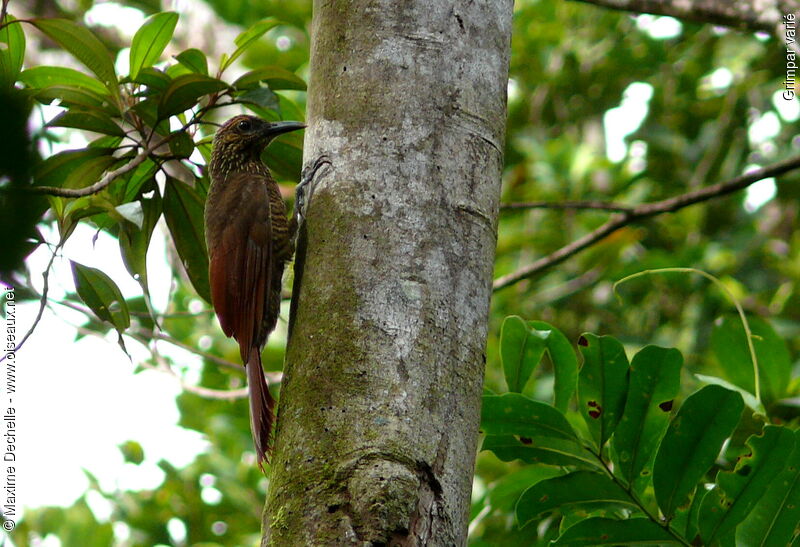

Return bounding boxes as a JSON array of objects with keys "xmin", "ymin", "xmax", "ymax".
[{"xmin": 204, "ymin": 114, "xmax": 305, "ymax": 469}]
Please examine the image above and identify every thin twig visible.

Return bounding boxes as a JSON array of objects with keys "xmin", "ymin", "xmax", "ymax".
[
  {"xmin": 28, "ymin": 143, "xmax": 157, "ymax": 197},
  {"xmin": 0, "ymin": 242, "xmax": 61, "ymax": 362},
  {"xmin": 500, "ymin": 200, "xmax": 634, "ymax": 212},
  {"xmin": 110, "ymin": 329, "xmax": 251, "ymax": 401},
  {"xmin": 493, "ymin": 154, "xmax": 800, "ymax": 291}
]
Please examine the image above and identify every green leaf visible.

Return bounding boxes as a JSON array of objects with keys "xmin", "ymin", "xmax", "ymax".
[
  {"xmin": 31, "ymin": 18, "xmax": 118, "ymax": 90},
  {"xmin": 262, "ymin": 133, "xmax": 303, "ymax": 181},
  {"xmin": 168, "ymin": 130, "xmax": 195, "ymax": 158},
  {"xmin": 57, "ymin": 195, "xmax": 107, "ymax": 240},
  {"xmin": 613, "ymin": 345, "xmax": 682, "ymax": 485},
  {"xmin": 129, "ymin": 12, "xmax": 179, "ymax": 79},
  {"xmin": 118, "ymin": 159, "xmax": 159, "ymax": 204},
  {"xmin": 157, "ymin": 73, "xmax": 228, "ymax": 119},
  {"xmin": 672, "ymin": 486, "xmax": 710, "ymax": 542},
  {"xmin": 162, "ymin": 177, "xmax": 210, "ymax": 302},
  {"xmin": 232, "ymin": 66, "xmax": 307, "ymax": 91},
  {"xmin": 516, "ymin": 471, "xmax": 637, "ymax": 527},
  {"xmin": 236, "ymin": 87, "xmax": 281, "ymax": 112},
  {"xmin": 695, "ymin": 374, "xmax": 765, "ymax": 415},
  {"xmin": 34, "ymin": 147, "xmax": 115, "ymax": 188},
  {"xmin": 653, "ymin": 385, "xmax": 744, "ymax": 519},
  {"xmin": 222, "ymin": 18, "xmax": 280, "ymax": 72},
  {"xmin": 0, "ymin": 15, "xmax": 25, "ymax": 87},
  {"xmin": 129, "ymin": 98, "xmax": 170, "ymax": 135},
  {"xmin": 577, "ymin": 334, "xmax": 629, "ymax": 449},
  {"xmin": 737, "ymin": 429, "xmax": 800, "ymax": 547},
  {"xmin": 118, "ymin": 440, "xmax": 145, "ymax": 465},
  {"xmin": 699, "ymin": 425, "xmax": 796, "ymax": 544},
  {"xmin": 70, "ymin": 261, "xmax": 130, "ymax": 333},
  {"xmin": 486, "ymin": 466, "xmax": 563, "ymax": 513},
  {"xmin": 120, "ymin": 185, "xmax": 161, "ymax": 292},
  {"xmin": 500, "ymin": 316, "xmax": 547, "ymax": 393},
  {"xmin": 529, "ymin": 320, "xmax": 578, "ymax": 413},
  {"xmin": 132, "ymin": 67, "xmax": 172, "ymax": 93},
  {"xmin": 482, "ymin": 435, "xmax": 599, "ymax": 469},
  {"xmin": 551, "ymin": 517, "xmax": 676, "ymax": 546},
  {"xmin": 711, "ymin": 316, "xmax": 792, "ymax": 405},
  {"xmin": 31, "ymin": 86, "xmax": 116, "ymax": 114},
  {"xmin": 481, "ymin": 393, "xmax": 579, "ymax": 441},
  {"xmin": 19, "ymin": 66, "xmax": 109, "ymax": 96},
  {"xmin": 47, "ymin": 110, "xmax": 125, "ymax": 137},
  {"xmin": 174, "ymin": 48, "xmax": 208, "ymax": 75}
]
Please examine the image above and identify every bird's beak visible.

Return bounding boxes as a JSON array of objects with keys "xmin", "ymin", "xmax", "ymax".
[{"xmin": 263, "ymin": 121, "xmax": 306, "ymax": 137}]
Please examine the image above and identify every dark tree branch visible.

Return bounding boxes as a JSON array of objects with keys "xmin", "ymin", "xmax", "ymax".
[
  {"xmin": 0, "ymin": 242, "xmax": 60, "ymax": 362},
  {"xmin": 501, "ymin": 200, "xmax": 634, "ymax": 212},
  {"xmin": 28, "ymin": 147, "xmax": 154, "ymax": 198},
  {"xmin": 493, "ymin": 154, "xmax": 800, "ymax": 291},
  {"xmin": 570, "ymin": 0, "xmax": 800, "ymax": 36}
]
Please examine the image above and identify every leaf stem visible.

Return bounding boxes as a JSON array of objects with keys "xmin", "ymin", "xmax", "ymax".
[
  {"xmin": 587, "ymin": 447, "xmax": 692, "ymax": 546},
  {"xmin": 613, "ymin": 267, "xmax": 761, "ymax": 405}
]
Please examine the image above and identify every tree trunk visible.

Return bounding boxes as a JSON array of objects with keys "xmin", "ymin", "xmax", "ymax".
[{"xmin": 261, "ymin": 0, "xmax": 513, "ymax": 545}]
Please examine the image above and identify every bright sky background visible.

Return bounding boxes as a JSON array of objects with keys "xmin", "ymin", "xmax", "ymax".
[{"xmin": 4, "ymin": 4, "xmax": 798, "ymax": 544}]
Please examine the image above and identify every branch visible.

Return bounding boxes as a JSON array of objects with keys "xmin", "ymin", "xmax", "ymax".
[
  {"xmin": 569, "ymin": 0, "xmax": 800, "ymax": 35},
  {"xmin": 0, "ymin": 242, "xmax": 60, "ymax": 362},
  {"xmin": 493, "ymin": 154, "xmax": 800, "ymax": 291},
  {"xmin": 28, "ymin": 143, "xmax": 156, "ymax": 198},
  {"xmin": 145, "ymin": 330, "xmax": 283, "ymax": 384},
  {"xmin": 24, "ymin": 97, "xmax": 227, "ymax": 198},
  {"xmin": 501, "ymin": 200, "xmax": 634, "ymax": 212},
  {"xmin": 115, "ymin": 330, "xmax": 252, "ymax": 401}
]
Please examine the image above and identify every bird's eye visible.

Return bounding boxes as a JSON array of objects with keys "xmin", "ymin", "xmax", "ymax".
[{"xmin": 237, "ymin": 119, "xmax": 252, "ymax": 131}]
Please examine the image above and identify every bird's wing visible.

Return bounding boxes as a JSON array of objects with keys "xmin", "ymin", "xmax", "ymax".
[{"xmin": 208, "ymin": 172, "xmax": 273, "ymax": 362}]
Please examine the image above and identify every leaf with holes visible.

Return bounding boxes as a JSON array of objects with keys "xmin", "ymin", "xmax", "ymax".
[
  {"xmin": 551, "ymin": 517, "xmax": 675, "ymax": 546},
  {"xmin": 699, "ymin": 425, "xmax": 795, "ymax": 545},
  {"xmin": 613, "ymin": 345, "xmax": 682, "ymax": 486},
  {"xmin": 481, "ymin": 393, "xmax": 579, "ymax": 441},
  {"xmin": 482, "ymin": 435, "xmax": 599, "ymax": 470},
  {"xmin": 653, "ymin": 385, "xmax": 744, "ymax": 519},
  {"xmin": 577, "ymin": 334, "xmax": 629, "ymax": 450},
  {"xmin": 516, "ymin": 471, "xmax": 637, "ymax": 528},
  {"xmin": 736, "ymin": 429, "xmax": 800, "ymax": 546}
]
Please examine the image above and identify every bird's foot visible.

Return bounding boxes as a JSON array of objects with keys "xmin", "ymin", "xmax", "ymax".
[{"xmin": 296, "ymin": 154, "xmax": 332, "ymax": 222}]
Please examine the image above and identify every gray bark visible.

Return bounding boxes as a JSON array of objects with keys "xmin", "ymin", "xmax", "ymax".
[
  {"xmin": 262, "ymin": 0, "xmax": 513, "ymax": 545},
  {"xmin": 572, "ymin": 0, "xmax": 800, "ymax": 35}
]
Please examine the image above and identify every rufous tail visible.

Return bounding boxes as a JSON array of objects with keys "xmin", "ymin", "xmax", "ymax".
[{"xmin": 247, "ymin": 347, "xmax": 275, "ymax": 471}]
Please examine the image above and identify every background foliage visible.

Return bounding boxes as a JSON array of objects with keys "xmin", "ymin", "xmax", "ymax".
[{"xmin": 2, "ymin": 0, "xmax": 798, "ymax": 545}]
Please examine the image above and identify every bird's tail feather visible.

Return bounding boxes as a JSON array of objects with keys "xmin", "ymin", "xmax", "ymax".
[{"xmin": 247, "ymin": 347, "xmax": 275, "ymax": 471}]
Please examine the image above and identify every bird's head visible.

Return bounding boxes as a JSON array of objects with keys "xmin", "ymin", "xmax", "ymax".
[{"xmin": 209, "ymin": 115, "xmax": 305, "ymax": 178}]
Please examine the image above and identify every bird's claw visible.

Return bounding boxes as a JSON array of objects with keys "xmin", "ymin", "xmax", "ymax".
[{"xmin": 296, "ymin": 154, "xmax": 332, "ymax": 222}]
